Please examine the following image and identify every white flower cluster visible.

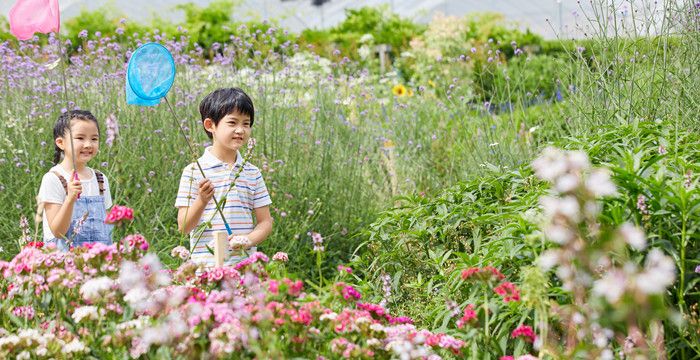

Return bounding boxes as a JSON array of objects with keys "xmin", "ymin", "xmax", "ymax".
[
  {"xmin": 170, "ymin": 245, "xmax": 190, "ymax": 260},
  {"xmin": 131, "ymin": 312, "xmax": 189, "ymax": 358},
  {"xmin": 532, "ymin": 147, "xmax": 676, "ymax": 356},
  {"xmin": 118, "ymin": 253, "xmax": 173, "ymax": 313},
  {"xmin": 533, "ymin": 147, "xmax": 616, "ymax": 197},
  {"xmin": 534, "ymin": 147, "xmax": 676, "ymax": 299},
  {"xmin": 71, "ymin": 305, "xmax": 103, "ymax": 323},
  {"xmin": 79, "ymin": 276, "xmax": 114, "ymax": 302},
  {"xmin": 0, "ymin": 328, "xmax": 88, "ymax": 357},
  {"xmin": 593, "ymin": 248, "xmax": 677, "ymax": 303},
  {"xmin": 228, "ymin": 236, "xmax": 251, "ymax": 250},
  {"xmin": 386, "ymin": 339, "xmax": 434, "ymax": 360}
]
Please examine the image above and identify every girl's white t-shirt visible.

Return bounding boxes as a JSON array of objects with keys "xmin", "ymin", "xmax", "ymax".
[{"xmin": 37, "ymin": 165, "xmax": 113, "ymax": 241}]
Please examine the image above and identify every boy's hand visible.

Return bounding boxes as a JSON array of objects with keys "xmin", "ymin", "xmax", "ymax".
[
  {"xmin": 66, "ymin": 173, "xmax": 82, "ymax": 201},
  {"xmin": 196, "ymin": 179, "xmax": 215, "ymax": 205}
]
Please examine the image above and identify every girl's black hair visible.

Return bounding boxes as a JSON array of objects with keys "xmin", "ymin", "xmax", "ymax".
[
  {"xmin": 53, "ymin": 110, "xmax": 100, "ymax": 165},
  {"xmin": 199, "ymin": 87, "xmax": 255, "ymax": 139}
]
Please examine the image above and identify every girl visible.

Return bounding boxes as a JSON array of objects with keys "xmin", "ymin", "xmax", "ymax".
[{"xmin": 38, "ymin": 110, "xmax": 113, "ymax": 250}]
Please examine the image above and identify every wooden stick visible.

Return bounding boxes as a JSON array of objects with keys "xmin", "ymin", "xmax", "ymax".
[{"xmin": 213, "ymin": 231, "xmax": 228, "ymax": 267}]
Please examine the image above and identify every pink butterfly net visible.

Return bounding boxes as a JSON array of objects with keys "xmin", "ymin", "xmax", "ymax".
[{"xmin": 9, "ymin": 0, "xmax": 60, "ymax": 41}]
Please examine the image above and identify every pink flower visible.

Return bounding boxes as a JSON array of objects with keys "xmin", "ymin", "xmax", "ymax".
[
  {"xmin": 356, "ymin": 302, "xmax": 386, "ymax": 318},
  {"xmin": 105, "ymin": 205, "xmax": 134, "ymax": 224},
  {"xmin": 272, "ymin": 252, "xmax": 289, "ymax": 262},
  {"xmin": 121, "ymin": 234, "xmax": 149, "ymax": 253},
  {"xmin": 461, "ymin": 267, "xmax": 479, "ymax": 279},
  {"xmin": 494, "ymin": 282, "xmax": 521, "ymax": 302},
  {"xmin": 187, "ymin": 287, "xmax": 206, "ymax": 303},
  {"xmin": 420, "ymin": 332, "xmax": 465, "ymax": 354},
  {"xmin": 341, "ymin": 285, "xmax": 361, "ymax": 301},
  {"xmin": 456, "ymin": 304, "xmax": 477, "ymax": 328},
  {"xmin": 291, "ymin": 308, "xmax": 313, "ymax": 325},
  {"xmin": 284, "ymin": 278, "xmax": 304, "ymax": 297},
  {"xmin": 309, "ymin": 231, "xmax": 324, "ymax": 252},
  {"xmin": 356, "ymin": 302, "xmax": 414, "ymax": 324},
  {"xmin": 511, "ymin": 325, "xmax": 537, "ymax": 343},
  {"xmin": 208, "ymin": 268, "xmax": 225, "ymax": 282},
  {"xmin": 170, "ymin": 246, "xmax": 190, "ymax": 260},
  {"xmin": 268, "ymin": 280, "xmax": 279, "ymax": 294},
  {"xmin": 500, "ymin": 357, "xmax": 515, "ymax": 360},
  {"xmin": 461, "ymin": 266, "xmax": 506, "ymax": 281},
  {"xmin": 12, "ymin": 305, "xmax": 35, "ymax": 320},
  {"xmin": 388, "ymin": 316, "xmax": 413, "ymax": 324},
  {"xmin": 337, "ymin": 265, "xmax": 353, "ymax": 274},
  {"xmin": 25, "ymin": 241, "xmax": 44, "ymax": 249},
  {"xmin": 234, "ymin": 252, "xmax": 270, "ymax": 271}
]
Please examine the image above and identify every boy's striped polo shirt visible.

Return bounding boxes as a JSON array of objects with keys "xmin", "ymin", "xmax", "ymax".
[{"xmin": 175, "ymin": 147, "xmax": 272, "ymax": 269}]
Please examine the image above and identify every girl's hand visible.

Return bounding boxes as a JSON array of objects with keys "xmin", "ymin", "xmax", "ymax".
[
  {"xmin": 67, "ymin": 174, "xmax": 82, "ymax": 201},
  {"xmin": 196, "ymin": 179, "xmax": 215, "ymax": 205}
]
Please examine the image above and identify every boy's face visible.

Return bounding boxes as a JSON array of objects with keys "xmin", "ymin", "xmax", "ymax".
[{"xmin": 205, "ymin": 111, "xmax": 251, "ymax": 153}]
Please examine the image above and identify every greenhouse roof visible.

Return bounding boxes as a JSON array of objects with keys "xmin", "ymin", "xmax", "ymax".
[{"xmin": 2, "ymin": 0, "xmax": 672, "ymax": 39}]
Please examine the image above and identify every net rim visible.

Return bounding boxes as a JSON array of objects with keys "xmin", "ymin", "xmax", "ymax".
[{"xmin": 126, "ymin": 42, "xmax": 176, "ymax": 101}]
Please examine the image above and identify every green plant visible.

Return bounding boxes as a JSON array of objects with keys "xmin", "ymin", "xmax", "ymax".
[
  {"xmin": 300, "ymin": 6, "xmax": 425, "ymax": 63},
  {"xmin": 354, "ymin": 168, "xmax": 545, "ymax": 325}
]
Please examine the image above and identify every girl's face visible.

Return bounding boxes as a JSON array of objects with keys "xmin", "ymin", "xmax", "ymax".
[{"xmin": 56, "ymin": 119, "xmax": 100, "ymax": 166}]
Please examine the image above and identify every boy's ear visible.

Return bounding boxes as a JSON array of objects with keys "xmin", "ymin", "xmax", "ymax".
[{"xmin": 203, "ymin": 118, "xmax": 216, "ymax": 134}]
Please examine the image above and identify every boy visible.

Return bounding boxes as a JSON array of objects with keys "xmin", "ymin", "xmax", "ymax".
[{"xmin": 176, "ymin": 88, "xmax": 273, "ymax": 268}]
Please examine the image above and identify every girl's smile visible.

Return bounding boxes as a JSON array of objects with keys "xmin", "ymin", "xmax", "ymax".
[{"xmin": 56, "ymin": 119, "xmax": 100, "ymax": 169}]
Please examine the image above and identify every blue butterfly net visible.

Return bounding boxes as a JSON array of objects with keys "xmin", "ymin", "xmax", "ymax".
[{"xmin": 126, "ymin": 43, "xmax": 176, "ymax": 106}]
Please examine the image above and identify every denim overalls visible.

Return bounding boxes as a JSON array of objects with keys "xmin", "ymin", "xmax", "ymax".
[{"xmin": 48, "ymin": 171, "xmax": 113, "ymax": 251}]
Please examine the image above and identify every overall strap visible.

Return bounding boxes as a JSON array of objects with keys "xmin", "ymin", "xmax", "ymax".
[
  {"xmin": 94, "ymin": 171, "xmax": 105, "ymax": 196},
  {"xmin": 51, "ymin": 171, "xmax": 68, "ymax": 194}
]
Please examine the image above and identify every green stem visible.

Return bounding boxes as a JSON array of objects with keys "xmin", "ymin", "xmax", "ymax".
[
  {"xmin": 678, "ymin": 214, "xmax": 687, "ymax": 314},
  {"xmin": 317, "ymin": 251, "xmax": 323, "ymax": 286},
  {"xmin": 484, "ymin": 291, "xmax": 490, "ymax": 338}
]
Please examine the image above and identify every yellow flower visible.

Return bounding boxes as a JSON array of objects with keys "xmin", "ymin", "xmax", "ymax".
[
  {"xmin": 428, "ymin": 80, "xmax": 436, "ymax": 88},
  {"xmin": 392, "ymin": 84, "xmax": 408, "ymax": 97}
]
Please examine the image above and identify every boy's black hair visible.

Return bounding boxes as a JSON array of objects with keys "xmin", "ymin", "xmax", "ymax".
[
  {"xmin": 199, "ymin": 87, "xmax": 255, "ymax": 140},
  {"xmin": 53, "ymin": 110, "xmax": 100, "ymax": 165}
]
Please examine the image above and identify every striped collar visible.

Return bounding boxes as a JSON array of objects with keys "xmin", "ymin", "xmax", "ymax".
[{"xmin": 199, "ymin": 146, "xmax": 243, "ymax": 169}]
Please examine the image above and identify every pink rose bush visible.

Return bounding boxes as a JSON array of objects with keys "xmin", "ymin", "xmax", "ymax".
[{"xmin": 0, "ymin": 235, "xmax": 465, "ymax": 358}]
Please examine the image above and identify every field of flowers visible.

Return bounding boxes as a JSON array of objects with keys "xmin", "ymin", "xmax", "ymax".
[{"xmin": 1, "ymin": 0, "xmax": 700, "ymax": 358}]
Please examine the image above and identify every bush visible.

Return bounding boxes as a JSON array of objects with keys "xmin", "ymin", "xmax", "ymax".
[
  {"xmin": 300, "ymin": 6, "xmax": 425, "ymax": 63},
  {"xmin": 396, "ymin": 12, "xmax": 544, "ymax": 90},
  {"xmin": 61, "ymin": 1, "xmax": 292, "ymax": 61},
  {"xmin": 0, "ymin": 16, "xmax": 13, "ymax": 42},
  {"xmin": 354, "ymin": 168, "xmax": 545, "ymax": 325},
  {"xmin": 472, "ymin": 54, "xmax": 572, "ymax": 104}
]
